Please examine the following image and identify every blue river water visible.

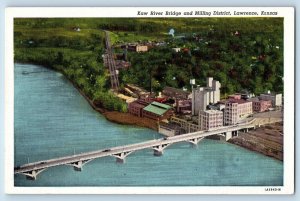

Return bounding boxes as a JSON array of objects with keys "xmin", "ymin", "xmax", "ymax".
[{"xmin": 14, "ymin": 63, "xmax": 283, "ymax": 186}]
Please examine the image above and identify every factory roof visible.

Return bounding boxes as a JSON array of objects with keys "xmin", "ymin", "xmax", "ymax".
[{"xmin": 143, "ymin": 102, "xmax": 172, "ymax": 116}]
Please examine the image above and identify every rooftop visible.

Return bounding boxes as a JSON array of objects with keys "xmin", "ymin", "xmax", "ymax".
[
  {"xmin": 247, "ymin": 97, "xmax": 259, "ymax": 102},
  {"xmin": 260, "ymin": 93, "xmax": 282, "ymax": 96},
  {"xmin": 143, "ymin": 101, "xmax": 172, "ymax": 116},
  {"xmin": 130, "ymin": 101, "xmax": 147, "ymax": 109},
  {"xmin": 203, "ymin": 110, "xmax": 223, "ymax": 114},
  {"xmin": 151, "ymin": 101, "xmax": 172, "ymax": 109},
  {"xmin": 226, "ymin": 99, "xmax": 250, "ymax": 104}
]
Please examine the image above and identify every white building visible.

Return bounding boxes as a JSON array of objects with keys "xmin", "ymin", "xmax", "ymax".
[
  {"xmin": 259, "ymin": 93, "xmax": 282, "ymax": 107},
  {"xmin": 224, "ymin": 100, "xmax": 253, "ymax": 125},
  {"xmin": 192, "ymin": 77, "xmax": 221, "ymax": 115},
  {"xmin": 199, "ymin": 110, "xmax": 223, "ymax": 130}
]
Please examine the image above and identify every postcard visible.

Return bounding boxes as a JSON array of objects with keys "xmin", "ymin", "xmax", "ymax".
[{"xmin": 4, "ymin": 7, "xmax": 294, "ymax": 194}]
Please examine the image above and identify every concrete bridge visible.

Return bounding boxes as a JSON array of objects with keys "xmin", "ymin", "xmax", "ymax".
[{"xmin": 14, "ymin": 121, "xmax": 257, "ymax": 180}]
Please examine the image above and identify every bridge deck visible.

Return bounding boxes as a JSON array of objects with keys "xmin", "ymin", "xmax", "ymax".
[{"xmin": 14, "ymin": 121, "xmax": 257, "ymax": 174}]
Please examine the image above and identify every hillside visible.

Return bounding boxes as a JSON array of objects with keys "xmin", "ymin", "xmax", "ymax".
[{"xmin": 14, "ymin": 18, "xmax": 283, "ymax": 112}]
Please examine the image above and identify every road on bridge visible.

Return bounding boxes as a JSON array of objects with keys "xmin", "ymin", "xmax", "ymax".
[{"xmin": 15, "ymin": 121, "xmax": 258, "ymax": 177}]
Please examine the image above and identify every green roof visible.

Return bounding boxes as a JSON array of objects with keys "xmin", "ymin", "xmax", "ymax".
[
  {"xmin": 143, "ymin": 102, "xmax": 172, "ymax": 116},
  {"xmin": 151, "ymin": 101, "xmax": 172, "ymax": 109}
]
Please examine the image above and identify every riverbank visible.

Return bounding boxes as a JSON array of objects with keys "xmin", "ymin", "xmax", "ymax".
[
  {"xmin": 16, "ymin": 63, "xmax": 284, "ymax": 161},
  {"xmin": 228, "ymin": 122, "xmax": 283, "ymax": 161},
  {"xmin": 71, "ymin": 76, "xmax": 284, "ymax": 161},
  {"xmin": 68, "ymin": 76, "xmax": 159, "ymax": 131}
]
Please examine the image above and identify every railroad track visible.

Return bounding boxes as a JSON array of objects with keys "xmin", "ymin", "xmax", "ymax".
[{"xmin": 104, "ymin": 31, "xmax": 119, "ymax": 89}]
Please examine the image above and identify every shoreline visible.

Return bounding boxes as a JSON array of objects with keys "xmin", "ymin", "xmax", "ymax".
[
  {"xmin": 64, "ymin": 72, "xmax": 159, "ymax": 131},
  {"xmin": 16, "ymin": 61, "xmax": 159, "ymax": 130},
  {"xmin": 17, "ymin": 62, "xmax": 283, "ymax": 161},
  {"xmin": 77, "ymin": 83, "xmax": 284, "ymax": 161}
]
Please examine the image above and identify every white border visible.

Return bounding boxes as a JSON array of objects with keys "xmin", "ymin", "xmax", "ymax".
[{"xmin": 5, "ymin": 7, "xmax": 295, "ymax": 194}]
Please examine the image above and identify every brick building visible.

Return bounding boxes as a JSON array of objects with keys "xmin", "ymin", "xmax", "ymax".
[
  {"xmin": 253, "ymin": 100, "xmax": 272, "ymax": 112},
  {"xmin": 176, "ymin": 99, "xmax": 192, "ymax": 114},
  {"xmin": 259, "ymin": 93, "xmax": 282, "ymax": 107},
  {"xmin": 199, "ymin": 110, "xmax": 224, "ymax": 130},
  {"xmin": 162, "ymin": 86, "xmax": 192, "ymax": 113},
  {"xmin": 248, "ymin": 97, "xmax": 272, "ymax": 112},
  {"xmin": 128, "ymin": 100, "xmax": 148, "ymax": 117},
  {"xmin": 224, "ymin": 100, "xmax": 253, "ymax": 125}
]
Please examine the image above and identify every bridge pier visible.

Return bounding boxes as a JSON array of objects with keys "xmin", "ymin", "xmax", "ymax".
[
  {"xmin": 232, "ymin": 130, "xmax": 239, "ymax": 137},
  {"xmin": 25, "ymin": 171, "xmax": 37, "ymax": 180},
  {"xmin": 153, "ymin": 149, "xmax": 163, "ymax": 156},
  {"xmin": 225, "ymin": 131, "xmax": 232, "ymax": 141},
  {"xmin": 152, "ymin": 144, "xmax": 171, "ymax": 156},
  {"xmin": 113, "ymin": 151, "xmax": 132, "ymax": 163},
  {"xmin": 68, "ymin": 159, "xmax": 94, "ymax": 171},
  {"xmin": 23, "ymin": 169, "xmax": 46, "ymax": 180},
  {"xmin": 72, "ymin": 161, "xmax": 83, "ymax": 171},
  {"xmin": 187, "ymin": 137, "xmax": 204, "ymax": 145}
]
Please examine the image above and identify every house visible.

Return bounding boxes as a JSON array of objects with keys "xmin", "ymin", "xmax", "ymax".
[
  {"xmin": 172, "ymin": 48, "xmax": 181, "ymax": 53},
  {"xmin": 127, "ymin": 44, "xmax": 148, "ymax": 52},
  {"xmin": 142, "ymin": 102, "xmax": 174, "ymax": 121}
]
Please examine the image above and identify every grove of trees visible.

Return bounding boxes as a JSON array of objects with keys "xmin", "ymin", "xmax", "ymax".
[{"xmin": 14, "ymin": 17, "xmax": 283, "ymax": 113}]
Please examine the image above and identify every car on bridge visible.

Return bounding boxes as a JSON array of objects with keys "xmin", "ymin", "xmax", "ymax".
[{"xmin": 103, "ymin": 149, "xmax": 111, "ymax": 152}]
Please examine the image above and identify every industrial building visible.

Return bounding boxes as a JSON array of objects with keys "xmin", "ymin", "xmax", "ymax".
[
  {"xmin": 248, "ymin": 97, "xmax": 272, "ymax": 112},
  {"xmin": 142, "ymin": 101, "xmax": 174, "ymax": 121},
  {"xmin": 224, "ymin": 99, "xmax": 253, "ymax": 125},
  {"xmin": 128, "ymin": 100, "xmax": 148, "ymax": 117},
  {"xmin": 259, "ymin": 93, "xmax": 282, "ymax": 107},
  {"xmin": 192, "ymin": 77, "xmax": 221, "ymax": 115},
  {"xmin": 199, "ymin": 110, "xmax": 224, "ymax": 130},
  {"xmin": 162, "ymin": 86, "xmax": 192, "ymax": 114}
]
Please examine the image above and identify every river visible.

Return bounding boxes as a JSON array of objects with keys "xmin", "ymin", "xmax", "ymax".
[{"xmin": 14, "ymin": 63, "xmax": 283, "ymax": 186}]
